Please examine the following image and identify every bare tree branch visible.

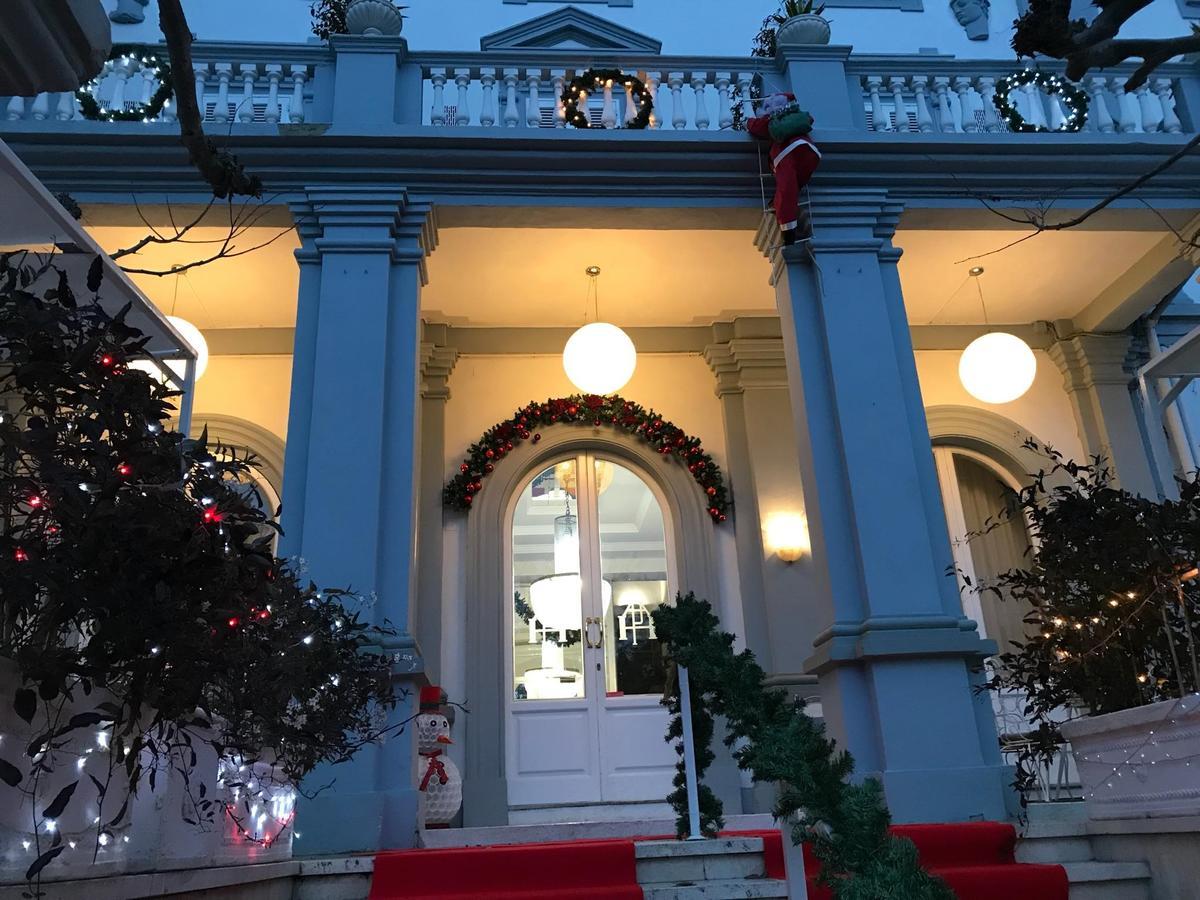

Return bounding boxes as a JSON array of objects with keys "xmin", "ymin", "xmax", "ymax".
[{"xmin": 155, "ymin": 0, "xmax": 262, "ymax": 199}]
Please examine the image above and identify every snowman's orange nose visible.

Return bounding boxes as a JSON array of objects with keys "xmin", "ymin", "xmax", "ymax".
[{"xmin": 437, "ymin": 734, "xmax": 453, "ymax": 744}]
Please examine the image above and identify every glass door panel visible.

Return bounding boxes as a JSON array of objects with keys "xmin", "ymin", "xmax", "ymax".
[{"xmin": 511, "ymin": 460, "xmax": 586, "ymax": 701}]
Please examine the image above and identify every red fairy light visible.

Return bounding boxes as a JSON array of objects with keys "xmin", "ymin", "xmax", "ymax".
[
  {"xmin": 116, "ymin": 463, "xmax": 132, "ymax": 476},
  {"xmin": 227, "ymin": 617, "xmax": 240, "ymax": 628},
  {"xmin": 257, "ymin": 610, "xmax": 270, "ymax": 621},
  {"xmin": 100, "ymin": 355, "xmax": 114, "ymax": 367},
  {"xmin": 28, "ymin": 496, "xmax": 42, "ymax": 508},
  {"xmin": 13, "ymin": 548, "xmax": 28, "ymax": 562},
  {"xmin": 203, "ymin": 508, "xmax": 223, "ymax": 524}
]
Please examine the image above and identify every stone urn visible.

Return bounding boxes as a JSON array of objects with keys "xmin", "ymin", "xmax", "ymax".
[
  {"xmin": 345, "ymin": 0, "xmax": 404, "ymax": 37},
  {"xmin": 1062, "ymin": 696, "xmax": 1200, "ymax": 820},
  {"xmin": 776, "ymin": 14, "xmax": 832, "ymax": 46}
]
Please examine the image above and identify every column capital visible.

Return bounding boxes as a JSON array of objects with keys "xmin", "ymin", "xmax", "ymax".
[
  {"xmin": 704, "ymin": 319, "xmax": 789, "ymax": 397},
  {"xmin": 420, "ymin": 343, "xmax": 458, "ymax": 400},
  {"xmin": 1047, "ymin": 332, "xmax": 1135, "ymax": 391}
]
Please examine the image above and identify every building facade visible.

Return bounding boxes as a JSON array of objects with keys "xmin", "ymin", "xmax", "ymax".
[{"xmin": 4, "ymin": 0, "xmax": 1200, "ymax": 858}]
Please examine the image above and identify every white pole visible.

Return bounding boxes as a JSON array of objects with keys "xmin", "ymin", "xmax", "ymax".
[
  {"xmin": 780, "ymin": 815, "xmax": 810, "ymax": 899},
  {"xmin": 677, "ymin": 664, "xmax": 705, "ymax": 841},
  {"xmin": 177, "ymin": 356, "xmax": 196, "ymax": 438}
]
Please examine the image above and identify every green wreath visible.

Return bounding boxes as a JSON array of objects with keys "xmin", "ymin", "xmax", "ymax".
[
  {"xmin": 992, "ymin": 70, "xmax": 1088, "ymax": 133},
  {"xmin": 561, "ymin": 68, "xmax": 653, "ymax": 130},
  {"xmin": 77, "ymin": 45, "xmax": 175, "ymax": 123}
]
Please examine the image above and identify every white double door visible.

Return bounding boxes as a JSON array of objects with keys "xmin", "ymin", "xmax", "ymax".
[{"xmin": 506, "ymin": 454, "xmax": 677, "ymax": 809}]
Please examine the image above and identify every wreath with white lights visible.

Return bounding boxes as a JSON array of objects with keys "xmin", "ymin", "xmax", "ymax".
[
  {"xmin": 992, "ymin": 70, "xmax": 1088, "ymax": 133},
  {"xmin": 76, "ymin": 44, "xmax": 175, "ymax": 122},
  {"xmin": 561, "ymin": 68, "xmax": 653, "ymax": 130}
]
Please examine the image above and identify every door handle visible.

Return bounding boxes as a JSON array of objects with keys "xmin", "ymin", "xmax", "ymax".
[{"xmin": 584, "ymin": 617, "xmax": 604, "ymax": 649}]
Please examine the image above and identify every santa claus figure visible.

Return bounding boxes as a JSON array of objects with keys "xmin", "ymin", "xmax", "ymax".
[
  {"xmin": 747, "ymin": 92, "xmax": 821, "ymax": 245},
  {"xmin": 416, "ymin": 685, "xmax": 462, "ymax": 828}
]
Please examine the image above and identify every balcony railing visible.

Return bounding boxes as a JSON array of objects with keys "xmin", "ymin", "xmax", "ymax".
[{"xmin": 2, "ymin": 41, "xmax": 1195, "ymax": 138}]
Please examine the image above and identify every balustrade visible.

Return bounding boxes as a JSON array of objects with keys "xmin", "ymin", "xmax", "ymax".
[{"xmin": 854, "ymin": 65, "xmax": 1186, "ymax": 136}]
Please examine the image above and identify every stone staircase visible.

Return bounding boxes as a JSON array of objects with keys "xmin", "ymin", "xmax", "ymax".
[
  {"xmin": 635, "ymin": 836, "xmax": 786, "ymax": 900},
  {"xmin": 1017, "ymin": 803, "xmax": 1153, "ymax": 899}
]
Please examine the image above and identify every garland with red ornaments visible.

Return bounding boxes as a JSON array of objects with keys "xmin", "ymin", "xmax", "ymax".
[{"xmin": 444, "ymin": 394, "xmax": 730, "ymax": 523}]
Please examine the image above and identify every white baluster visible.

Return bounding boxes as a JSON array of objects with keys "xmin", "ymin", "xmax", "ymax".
[
  {"xmin": 954, "ymin": 77, "xmax": 979, "ymax": 132},
  {"xmin": 56, "ymin": 91, "xmax": 76, "ymax": 121},
  {"xmin": 429, "ymin": 68, "xmax": 447, "ymax": 126},
  {"xmin": 264, "ymin": 64, "xmax": 283, "ymax": 124},
  {"xmin": 30, "ymin": 92, "xmax": 51, "ymax": 121},
  {"xmin": 888, "ymin": 76, "xmax": 909, "ymax": 132},
  {"xmin": 289, "ymin": 65, "xmax": 308, "ymax": 124},
  {"xmin": 691, "ymin": 73, "xmax": 710, "ymax": 130},
  {"xmin": 623, "ymin": 80, "xmax": 637, "ymax": 127},
  {"xmin": 668, "ymin": 72, "xmax": 687, "ymax": 130},
  {"xmin": 715, "ymin": 72, "xmax": 732, "ymax": 129},
  {"xmin": 865, "ymin": 76, "xmax": 888, "ymax": 132},
  {"xmin": 138, "ymin": 64, "xmax": 155, "ymax": 105},
  {"xmin": 238, "ymin": 63, "xmax": 257, "ymax": 123},
  {"xmin": 456, "ymin": 68, "xmax": 473, "ymax": 126},
  {"xmin": 736, "ymin": 72, "xmax": 754, "ymax": 127},
  {"xmin": 1111, "ymin": 77, "xmax": 1140, "ymax": 132},
  {"xmin": 1156, "ymin": 78, "xmax": 1182, "ymax": 134},
  {"xmin": 933, "ymin": 76, "xmax": 955, "ymax": 133},
  {"xmin": 646, "ymin": 72, "xmax": 662, "ymax": 128},
  {"xmin": 109, "ymin": 59, "xmax": 133, "ymax": 115},
  {"xmin": 976, "ymin": 76, "xmax": 1000, "ymax": 132},
  {"xmin": 1136, "ymin": 84, "xmax": 1161, "ymax": 133},
  {"xmin": 1086, "ymin": 76, "xmax": 1114, "ymax": 133},
  {"xmin": 910, "ymin": 76, "xmax": 934, "ymax": 133},
  {"xmin": 6, "ymin": 96, "xmax": 24, "ymax": 121},
  {"xmin": 551, "ymin": 69, "xmax": 566, "ymax": 128},
  {"xmin": 526, "ymin": 69, "xmax": 542, "ymax": 128},
  {"xmin": 193, "ymin": 62, "xmax": 209, "ymax": 119},
  {"xmin": 213, "ymin": 62, "xmax": 233, "ymax": 124},
  {"xmin": 479, "ymin": 67, "xmax": 497, "ymax": 127},
  {"xmin": 160, "ymin": 95, "xmax": 176, "ymax": 123},
  {"xmin": 503, "ymin": 69, "xmax": 520, "ymax": 127},
  {"xmin": 1021, "ymin": 79, "xmax": 1049, "ymax": 130},
  {"xmin": 601, "ymin": 76, "xmax": 616, "ymax": 128}
]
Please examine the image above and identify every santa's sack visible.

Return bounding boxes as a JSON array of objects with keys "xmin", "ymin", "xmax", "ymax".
[{"xmin": 768, "ymin": 104, "xmax": 814, "ymax": 142}]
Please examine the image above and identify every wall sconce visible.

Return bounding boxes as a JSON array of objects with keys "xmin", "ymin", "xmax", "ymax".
[{"xmin": 764, "ymin": 512, "xmax": 810, "ymax": 563}]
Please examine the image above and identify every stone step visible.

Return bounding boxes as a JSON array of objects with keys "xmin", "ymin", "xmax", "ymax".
[
  {"xmin": 1016, "ymin": 833, "xmax": 1096, "ymax": 863},
  {"xmin": 640, "ymin": 877, "xmax": 789, "ymax": 900},
  {"xmin": 636, "ymin": 838, "xmax": 766, "ymax": 884},
  {"xmin": 1063, "ymin": 860, "xmax": 1152, "ymax": 900}
]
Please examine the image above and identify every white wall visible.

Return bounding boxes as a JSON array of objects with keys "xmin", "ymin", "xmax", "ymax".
[
  {"xmin": 104, "ymin": 0, "xmax": 1194, "ymax": 59},
  {"xmin": 192, "ymin": 354, "xmax": 293, "ymax": 442}
]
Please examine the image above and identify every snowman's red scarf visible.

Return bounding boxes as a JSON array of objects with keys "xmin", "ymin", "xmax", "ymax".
[{"xmin": 420, "ymin": 750, "xmax": 449, "ymax": 791}]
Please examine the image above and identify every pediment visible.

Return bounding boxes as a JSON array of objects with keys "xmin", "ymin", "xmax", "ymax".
[{"xmin": 480, "ymin": 6, "xmax": 662, "ymax": 53}]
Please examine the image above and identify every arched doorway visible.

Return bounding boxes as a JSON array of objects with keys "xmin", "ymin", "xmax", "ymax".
[{"xmin": 504, "ymin": 452, "xmax": 678, "ymax": 810}]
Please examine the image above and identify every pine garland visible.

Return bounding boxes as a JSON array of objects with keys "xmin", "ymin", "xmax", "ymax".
[
  {"xmin": 443, "ymin": 394, "xmax": 730, "ymax": 523},
  {"xmin": 76, "ymin": 45, "xmax": 174, "ymax": 123},
  {"xmin": 992, "ymin": 70, "xmax": 1088, "ymax": 133},
  {"xmin": 561, "ymin": 68, "xmax": 653, "ymax": 130},
  {"xmin": 654, "ymin": 594, "xmax": 953, "ymax": 899}
]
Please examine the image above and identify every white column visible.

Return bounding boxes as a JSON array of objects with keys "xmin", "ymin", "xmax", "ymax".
[
  {"xmin": 910, "ymin": 76, "xmax": 933, "ymax": 133},
  {"xmin": 289, "ymin": 65, "xmax": 308, "ymax": 124},
  {"xmin": 1156, "ymin": 79, "xmax": 1182, "ymax": 134},
  {"xmin": 601, "ymin": 76, "xmax": 616, "ymax": 128},
  {"xmin": 865, "ymin": 76, "xmax": 888, "ymax": 132},
  {"xmin": 526, "ymin": 69, "xmax": 542, "ymax": 128},
  {"xmin": 213, "ymin": 62, "xmax": 233, "ymax": 124},
  {"xmin": 647, "ymin": 72, "xmax": 663, "ymax": 128},
  {"xmin": 479, "ymin": 68, "xmax": 497, "ymax": 127},
  {"xmin": 264, "ymin": 64, "xmax": 283, "ymax": 124},
  {"xmin": 736, "ymin": 72, "xmax": 754, "ymax": 126},
  {"xmin": 551, "ymin": 69, "xmax": 566, "ymax": 128},
  {"xmin": 690, "ymin": 73, "xmax": 710, "ymax": 130},
  {"xmin": 1086, "ymin": 76, "xmax": 1114, "ymax": 133},
  {"xmin": 954, "ymin": 77, "xmax": 978, "ymax": 132},
  {"xmin": 933, "ymin": 76, "xmax": 955, "ymax": 133},
  {"xmin": 502, "ymin": 69, "xmax": 520, "ymax": 127},
  {"xmin": 238, "ymin": 63, "xmax": 257, "ymax": 123},
  {"xmin": 668, "ymin": 72, "xmax": 687, "ymax": 130},
  {"xmin": 716, "ymin": 72, "xmax": 733, "ymax": 129},
  {"xmin": 429, "ymin": 68, "xmax": 447, "ymax": 126},
  {"xmin": 888, "ymin": 77, "xmax": 909, "ymax": 132},
  {"xmin": 455, "ymin": 69, "xmax": 473, "ymax": 126}
]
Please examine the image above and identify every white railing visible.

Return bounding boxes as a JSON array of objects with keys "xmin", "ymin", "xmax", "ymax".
[
  {"xmin": 855, "ymin": 69, "xmax": 1184, "ymax": 135},
  {"xmin": 419, "ymin": 64, "xmax": 759, "ymax": 131}
]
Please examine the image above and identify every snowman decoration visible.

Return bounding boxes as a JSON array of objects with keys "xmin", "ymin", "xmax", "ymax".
[{"xmin": 416, "ymin": 685, "xmax": 462, "ymax": 827}]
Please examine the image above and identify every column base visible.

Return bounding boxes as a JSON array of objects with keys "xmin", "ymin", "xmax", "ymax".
[
  {"xmin": 297, "ymin": 786, "xmax": 421, "ymax": 854},
  {"xmin": 875, "ymin": 764, "xmax": 1015, "ymax": 824}
]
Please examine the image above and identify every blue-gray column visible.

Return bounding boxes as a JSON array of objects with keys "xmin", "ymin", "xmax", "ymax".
[
  {"xmin": 760, "ymin": 189, "xmax": 1012, "ymax": 823},
  {"xmin": 283, "ymin": 186, "xmax": 434, "ymax": 853}
]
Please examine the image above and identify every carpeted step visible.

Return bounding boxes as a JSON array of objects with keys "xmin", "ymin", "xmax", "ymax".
[{"xmin": 368, "ymin": 838, "xmax": 643, "ymax": 900}]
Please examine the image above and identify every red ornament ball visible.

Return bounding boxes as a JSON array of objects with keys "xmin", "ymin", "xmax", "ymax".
[
  {"xmin": 706, "ymin": 487, "xmax": 717, "ymax": 496},
  {"xmin": 485, "ymin": 449, "xmax": 495, "ymax": 459},
  {"xmin": 532, "ymin": 434, "xmax": 542, "ymax": 443}
]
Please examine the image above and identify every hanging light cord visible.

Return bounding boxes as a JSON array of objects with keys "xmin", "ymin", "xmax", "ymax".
[
  {"xmin": 584, "ymin": 268, "xmax": 601, "ymax": 324},
  {"xmin": 975, "ymin": 274, "xmax": 991, "ymax": 332}
]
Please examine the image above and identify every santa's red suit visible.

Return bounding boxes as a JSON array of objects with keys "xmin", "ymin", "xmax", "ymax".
[{"xmin": 747, "ymin": 94, "xmax": 821, "ymax": 241}]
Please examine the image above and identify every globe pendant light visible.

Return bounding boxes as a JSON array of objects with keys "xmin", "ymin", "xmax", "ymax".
[
  {"xmin": 129, "ymin": 315, "xmax": 209, "ymax": 382},
  {"xmin": 958, "ymin": 267, "xmax": 1036, "ymax": 405},
  {"xmin": 563, "ymin": 266, "xmax": 636, "ymax": 395}
]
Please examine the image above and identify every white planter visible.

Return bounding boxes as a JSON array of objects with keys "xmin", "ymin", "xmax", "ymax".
[
  {"xmin": 1062, "ymin": 696, "xmax": 1200, "ymax": 820},
  {"xmin": 775, "ymin": 14, "xmax": 831, "ymax": 46},
  {"xmin": 345, "ymin": 0, "xmax": 404, "ymax": 37}
]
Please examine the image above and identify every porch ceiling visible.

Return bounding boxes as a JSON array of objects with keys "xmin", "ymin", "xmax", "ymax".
[{"xmin": 80, "ymin": 216, "xmax": 1192, "ymax": 334}]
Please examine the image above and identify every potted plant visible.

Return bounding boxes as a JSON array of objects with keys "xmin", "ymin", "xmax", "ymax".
[
  {"xmin": 968, "ymin": 442, "xmax": 1200, "ymax": 819},
  {"xmin": 754, "ymin": 0, "xmax": 831, "ymax": 55}
]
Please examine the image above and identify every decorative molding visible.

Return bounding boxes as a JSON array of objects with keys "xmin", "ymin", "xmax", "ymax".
[
  {"xmin": 925, "ymin": 404, "xmax": 1049, "ymax": 485},
  {"xmin": 170, "ymin": 412, "xmax": 287, "ymax": 499},
  {"xmin": 826, "ymin": 0, "xmax": 922, "ymax": 8},
  {"xmin": 420, "ymin": 343, "xmax": 459, "ymax": 399},
  {"xmin": 504, "ymin": 0, "xmax": 632, "ymax": 5},
  {"xmin": 703, "ymin": 338, "xmax": 789, "ymax": 396},
  {"xmin": 108, "ymin": 0, "xmax": 149, "ymax": 25},
  {"xmin": 1047, "ymin": 333, "xmax": 1136, "ymax": 391},
  {"xmin": 480, "ymin": 6, "xmax": 661, "ymax": 52},
  {"xmin": 1179, "ymin": 0, "xmax": 1200, "ymax": 19}
]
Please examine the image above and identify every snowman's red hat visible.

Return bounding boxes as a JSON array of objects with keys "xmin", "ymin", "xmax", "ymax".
[{"xmin": 420, "ymin": 685, "xmax": 444, "ymax": 713}]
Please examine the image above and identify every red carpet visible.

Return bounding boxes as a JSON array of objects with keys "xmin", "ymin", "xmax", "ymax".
[{"xmin": 369, "ymin": 822, "xmax": 1067, "ymax": 899}]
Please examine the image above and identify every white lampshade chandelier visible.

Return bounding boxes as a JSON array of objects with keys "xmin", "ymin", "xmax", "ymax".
[
  {"xmin": 957, "ymin": 267, "xmax": 1036, "ymax": 405},
  {"xmin": 562, "ymin": 266, "xmax": 636, "ymax": 395},
  {"xmin": 528, "ymin": 498, "xmax": 611, "ymax": 633}
]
